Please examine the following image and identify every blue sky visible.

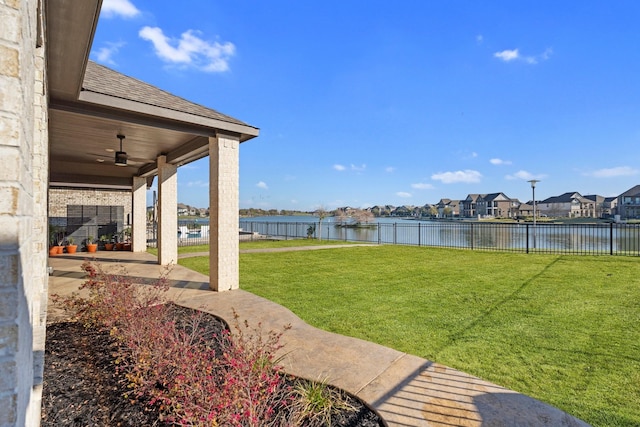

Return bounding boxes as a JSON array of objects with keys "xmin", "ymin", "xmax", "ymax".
[{"xmin": 92, "ymin": 0, "xmax": 640, "ymax": 210}]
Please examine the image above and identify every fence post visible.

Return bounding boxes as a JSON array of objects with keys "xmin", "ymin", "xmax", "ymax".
[
  {"xmin": 470, "ymin": 222, "xmax": 474, "ymax": 251},
  {"xmin": 526, "ymin": 224, "xmax": 530, "ymax": 253},
  {"xmin": 610, "ymin": 222, "xmax": 614, "ymax": 255},
  {"xmin": 378, "ymin": 223, "xmax": 381, "ymax": 244},
  {"xmin": 393, "ymin": 222, "xmax": 397, "ymax": 245},
  {"xmin": 418, "ymin": 222, "xmax": 421, "ymax": 246}
]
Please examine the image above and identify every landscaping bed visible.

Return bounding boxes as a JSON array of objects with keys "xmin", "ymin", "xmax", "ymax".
[{"xmin": 43, "ymin": 304, "xmax": 383, "ymax": 427}]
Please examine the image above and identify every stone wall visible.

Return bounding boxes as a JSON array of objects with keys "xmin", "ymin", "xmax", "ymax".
[{"xmin": 0, "ymin": 0, "xmax": 49, "ymax": 425}]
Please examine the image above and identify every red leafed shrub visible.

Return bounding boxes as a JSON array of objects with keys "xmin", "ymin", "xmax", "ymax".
[{"xmin": 53, "ymin": 262, "xmax": 294, "ymax": 426}]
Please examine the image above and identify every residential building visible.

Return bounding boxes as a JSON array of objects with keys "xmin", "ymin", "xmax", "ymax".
[
  {"xmin": 617, "ymin": 185, "xmax": 640, "ymax": 219},
  {"xmin": 603, "ymin": 197, "xmax": 618, "ymax": 218},
  {"xmin": 436, "ymin": 199, "xmax": 460, "ymax": 217},
  {"xmin": 2, "ymin": 1, "xmax": 258, "ymax": 424},
  {"xmin": 475, "ymin": 193, "xmax": 515, "ymax": 218},
  {"xmin": 461, "ymin": 194, "xmax": 481, "ymax": 218},
  {"xmin": 537, "ymin": 192, "xmax": 596, "ymax": 218}
]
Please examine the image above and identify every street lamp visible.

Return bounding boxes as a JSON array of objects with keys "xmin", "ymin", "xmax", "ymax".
[{"xmin": 528, "ymin": 180, "xmax": 540, "ymax": 249}]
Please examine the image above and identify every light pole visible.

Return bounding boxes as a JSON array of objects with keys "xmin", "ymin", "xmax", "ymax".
[{"xmin": 528, "ymin": 180, "xmax": 540, "ymax": 249}]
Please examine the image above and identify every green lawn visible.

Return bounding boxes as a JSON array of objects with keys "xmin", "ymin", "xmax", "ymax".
[
  {"xmin": 179, "ymin": 245, "xmax": 640, "ymax": 426},
  {"xmin": 147, "ymin": 239, "xmax": 357, "ymax": 256}
]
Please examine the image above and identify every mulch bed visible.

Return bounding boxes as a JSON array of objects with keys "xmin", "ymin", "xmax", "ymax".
[{"xmin": 42, "ymin": 305, "xmax": 384, "ymax": 426}]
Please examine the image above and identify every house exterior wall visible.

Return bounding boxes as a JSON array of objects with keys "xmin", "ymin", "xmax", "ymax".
[
  {"xmin": 539, "ymin": 200, "xmax": 595, "ymax": 218},
  {"xmin": 48, "ymin": 187, "xmax": 133, "ymax": 225},
  {"xmin": 618, "ymin": 193, "xmax": 640, "ymax": 219},
  {"xmin": 0, "ymin": 0, "xmax": 49, "ymax": 425}
]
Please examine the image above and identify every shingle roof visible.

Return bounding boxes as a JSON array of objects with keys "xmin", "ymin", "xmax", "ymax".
[
  {"xmin": 540, "ymin": 192, "xmax": 590, "ymax": 204},
  {"xmin": 82, "ymin": 61, "xmax": 250, "ymax": 127},
  {"xmin": 619, "ymin": 185, "xmax": 640, "ymax": 198},
  {"xmin": 481, "ymin": 192, "xmax": 509, "ymax": 202}
]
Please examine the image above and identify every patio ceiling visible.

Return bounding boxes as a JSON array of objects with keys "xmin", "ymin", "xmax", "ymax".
[{"xmin": 46, "ymin": 0, "xmax": 258, "ymax": 189}]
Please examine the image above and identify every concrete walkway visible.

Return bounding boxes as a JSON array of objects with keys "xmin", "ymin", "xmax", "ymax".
[{"xmin": 47, "ymin": 250, "xmax": 589, "ymax": 427}]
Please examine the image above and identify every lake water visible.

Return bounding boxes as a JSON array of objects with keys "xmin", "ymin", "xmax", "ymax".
[{"xmin": 235, "ymin": 215, "xmax": 640, "ymax": 255}]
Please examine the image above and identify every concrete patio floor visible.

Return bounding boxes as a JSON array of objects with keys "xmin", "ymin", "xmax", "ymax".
[{"xmin": 47, "ymin": 250, "xmax": 590, "ymax": 427}]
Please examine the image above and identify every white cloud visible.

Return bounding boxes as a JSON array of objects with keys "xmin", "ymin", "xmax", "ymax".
[
  {"xmin": 540, "ymin": 48, "xmax": 553, "ymax": 61},
  {"xmin": 101, "ymin": 0, "xmax": 140, "ymax": 18},
  {"xmin": 587, "ymin": 166, "xmax": 639, "ymax": 178},
  {"xmin": 490, "ymin": 158, "xmax": 512, "ymax": 165},
  {"xmin": 411, "ymin": 183, "xmax": 435, "ymax": 190},
  {"xmin": 93, "ymin": 41, "xmax": 126, "ymax": 65},
  {"xmin": 385, "ymin": 166, "xmax": 396, "ymax": 173},
  {"xmin": 333, "ymin": 164, "xmax": 346, "ymax": 171},
  {"xmin": 256, "ymin": 181, "xmax": 268, "ymax": 190},
  {"xmin": 505, "ymin": 170, "xmax": 546, "ymax": 181},
  {"xmin": 476, "ymin": 34, "xmax": 484, "ymax": 44},
  {"xmin": 139, "ymin": 26, "xmax": 235, "ymax": 72},
  {"xmin": 351, "ymin": 163, "xmax": 366, "ymax": 172},
  {"xmin": 396, "ymin": 192, "xmax": 412, "ymax": 198},
  {"xmin": 431, "ymin": 170, "xmax": 482, "ymax": 184},
  {"xmin": 494, "ymin": 47, "xmax": 553, "ymax": 65},
  {"xmin": 494, "ymin": 49, "xmax": 519, "ymax": 62}
]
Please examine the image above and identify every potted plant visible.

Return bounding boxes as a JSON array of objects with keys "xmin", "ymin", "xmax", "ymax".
[
  {"xmin": 115, "ymin": 231, "xmax": 124, "ymax": 251},
  {"xmin": 122, "ymin": 227, "xmax": 132, "ymax": 251},
  {"xmin": 102, "ymin": 234, "xmax": 114, "ymax": 251},
  {"xmin": 86, "ymin": 236, "xmax": 98, "ymax": 253},
  {"xmin": 65, "ymin": 237, "xmax": 77, "ymax": 254},
  {"xmin": 49, "ymin": 229, "xmax": 61, "ymax": 256},
  {"xmin": 49, "ymin": 227, "xmax": 64, "ymax": 255}
]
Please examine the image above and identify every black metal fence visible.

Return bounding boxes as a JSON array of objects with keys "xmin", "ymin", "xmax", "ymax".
[{"xmin": 235, "ymin": 220, "xmax": 640, "ymax": 256}]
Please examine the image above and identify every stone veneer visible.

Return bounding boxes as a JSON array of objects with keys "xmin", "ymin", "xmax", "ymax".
[
  {"xmin": 209, "ymin": 133, "xmax": 240, "ymax": 291},
  {"xmin": 0, "ymin": 0, "xmax": 49, "ymax": 425}
]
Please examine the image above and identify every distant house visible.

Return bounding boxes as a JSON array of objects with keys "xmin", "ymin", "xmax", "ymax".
[
  {"xmin": 436, "ymin": 199, "xmax": 460, "ymax": 217},
  {"xmin": 391, "ymin": 205, "xmax": 414, "ymax": 217},
  {"xmin": 616, "ymin": 185, "xmax": 640, "ymax": 219},
  {"xmin": 517, "ymin": 202, "xmax": 534, "ymax": 218},
  {"xmin": 603, "ymin": 197, "xmax": 618, "ymax": 218},
  {"xmin": 537, "ymin": 192, "xmax": 596, "ymax": 218},
  {"xmin": 475, "ymin": 193, "xmax": 516, "ymax": 218},
  {"xmin": 583, "ymin": 194, "xmax": 616, "ymax": 218},
  {"xmin": 461, "ymin": 194, "xmax": 482, "ymax": 218}
]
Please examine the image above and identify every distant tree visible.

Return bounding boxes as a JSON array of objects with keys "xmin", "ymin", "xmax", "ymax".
[
  {"xmin": 443, "ymin": 207, "xmax": 452, "ymax": 218},
  {"xmin": 315, "ymin": 206, "xmax": 329, "ymax": 240},
  {"xmin": 352, "ymin": 209, "xmax": 374, "ymax": 225},
  {"xmin": 429, "ymin": 205, "xmax": 438, "ymax": 218}
]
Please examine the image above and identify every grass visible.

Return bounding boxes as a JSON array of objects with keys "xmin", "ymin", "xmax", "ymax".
[
  {"xmin": 178, "ymin": 244, "xmax": 640, "ymax": 426},
  {"xmin": 147, "ymin": 239, "xmax": 358, "ymax": 256}
]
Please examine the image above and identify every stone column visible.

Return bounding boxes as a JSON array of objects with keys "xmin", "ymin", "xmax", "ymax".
[
  {"xmin": 157, "ymin": 156, "xmax": 177, "ymax": 265},
  {"xmin": 132, "ymin": 176, "xmax": 147, "ymax": 252},
  {"xmin": 209, "ymin": 133, "xmax": 240, "ymax": 291}
]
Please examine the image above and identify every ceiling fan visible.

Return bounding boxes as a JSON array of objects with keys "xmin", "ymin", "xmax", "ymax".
[
  {"xmin": 88, "ymin": 134, "xmax": 153, "ymax": 167},
  {"xmin": 114, "ymin": 134, "xmax": 128, "ymax": 166}
]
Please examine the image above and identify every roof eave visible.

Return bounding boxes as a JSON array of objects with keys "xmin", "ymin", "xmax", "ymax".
[{"xmin": 78, "ymin": 90, "xmax": 259, "ymax": 142}]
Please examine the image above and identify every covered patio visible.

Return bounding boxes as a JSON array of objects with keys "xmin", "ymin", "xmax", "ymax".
[{"xmin": 47, "ymin": 0, "xmax": 258, "ymax": 291}]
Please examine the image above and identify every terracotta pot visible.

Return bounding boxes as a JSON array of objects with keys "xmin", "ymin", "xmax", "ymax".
[
  {"xmin": 123, "ymin": 243, "xmax": 132, "ymax": 251},
  {"xmin": 56, "ymin": 246, "xmax": 64, "ymax": 254},
  {"xmin": 66, "ymin": 245, "xmax": 78, "ymax": 254},
  {"xmin": 49, "ymin": 246, "xmax": 60, "ymax": 256},
  {"xmin": 86, "ymin": 243, "xmax": 98, "ymax": 253},
  {"xmin": 104, "ymin": 243, "xmax": 114, "ymax": 251},
  {"xmin": 116, "ymin": 242, "xmax": 124, "ymax": 251}
]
